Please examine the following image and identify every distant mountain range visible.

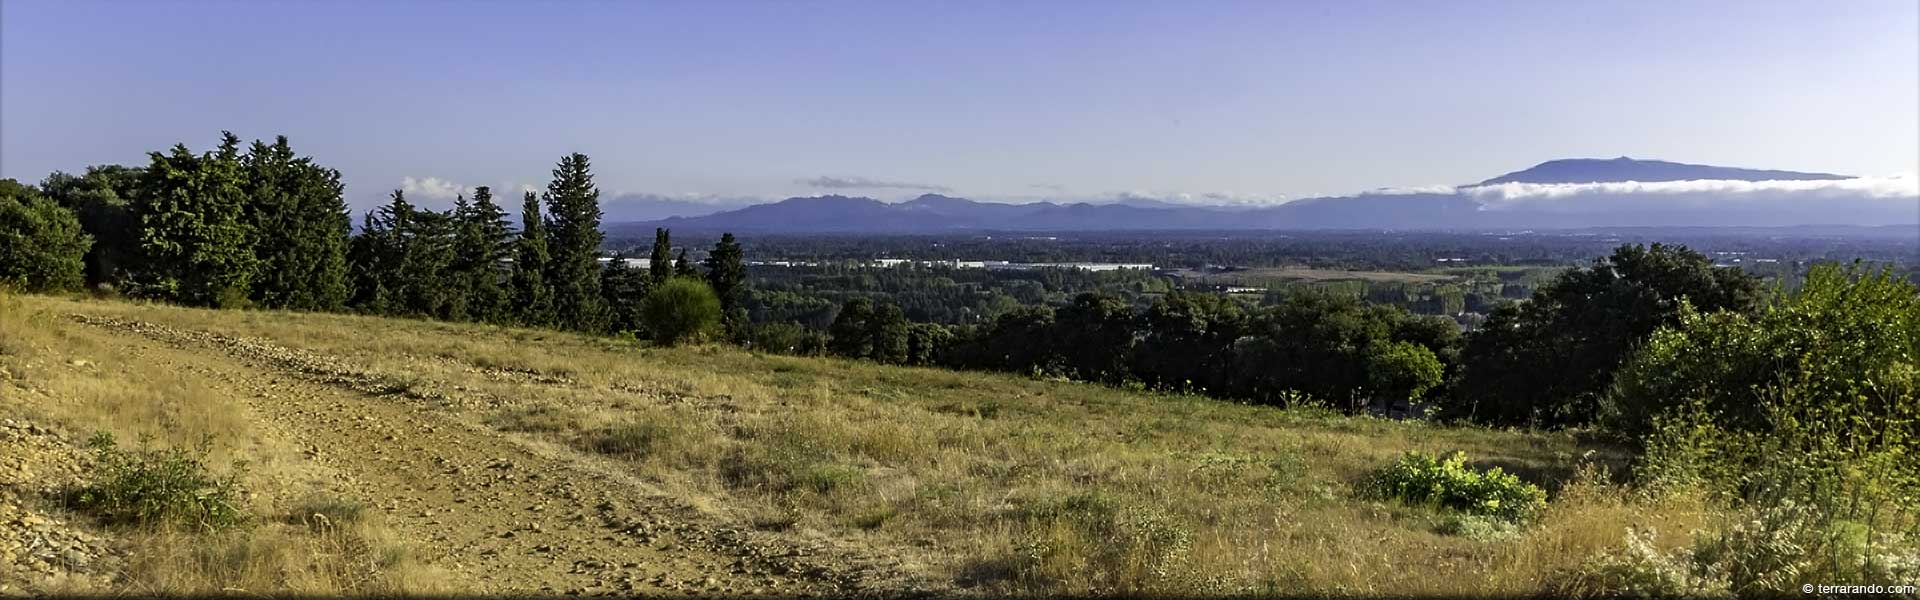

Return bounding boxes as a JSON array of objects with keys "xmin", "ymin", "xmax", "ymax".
[{"xmin": 609, "ymin": 158, "xmax": 1914, "ymax": 234}]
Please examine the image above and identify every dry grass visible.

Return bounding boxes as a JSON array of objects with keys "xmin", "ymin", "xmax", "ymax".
[
  {"xmin": 6, "ymin": 293, "xmax": 1728, "ymax": 595},
  {"xmin": 0, "ymin": 291, "xmax": 449, "ymax": 594}
]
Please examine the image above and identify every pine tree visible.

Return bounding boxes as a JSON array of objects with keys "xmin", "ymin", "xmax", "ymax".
[
  {"xmin": 542, "ymin": 153, "xmax": 607, "ymax": 332},
  {"xmin": 454, "ymin": 186, "xmax": 513, "ymax": 323},
  {"xmin": 648, "ymin": 227, "xmax": 672, "ymax": 284},
  {"xmin": 600, "ymin": 253, "xmax": 649, "ymax": 334},
  {"xmin": 347, "ymin": 210, "xmax": 397, "ymax": 314},
  {"xmin": 703, "ymin": 232, "xmax": 747, "ymax": 337},
  {"xmin": 509, "ymin": 191, "xmax": 554, "ymax": 326},
  {"xmin": 132, "ymin": 132, "xmax": 258, "ymax": 307},
  {"xmin": 673, "ymin": 248, "xmax": 697, "ymax": 278}
]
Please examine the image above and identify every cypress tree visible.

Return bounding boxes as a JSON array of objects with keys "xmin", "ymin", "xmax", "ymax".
[
  {"xmin": 673, "ymin": 248, "xmax": 697, "ymax": 278},
  {"xmin": 542, "ymin": 153, "xmax": 607, "ymax": 332},
  {"xmin": 600, "ymin": 253, "xmax": 649, "ymax": 334},
  {"xmin": 509, "ymin": 191, "xmax": 555, "ymax": 326},
  {"xmin": 132, "ymin": 132, "xmax": 258, "ymax": 307},
  {"xmin": 241, "ymin": 136, "xmax": 351, "ymax": 312},
  {"xmin": 703, "ymin": 232, "xmax": 747, "ymax": 337},
  {"xmin": 648, "ymin": 227, "xmax": 672, "ymax": 284}
]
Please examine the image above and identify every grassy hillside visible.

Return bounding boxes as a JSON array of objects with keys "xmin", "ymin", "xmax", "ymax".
[{"xmin": 0, "ymin": 292, "xmax": 1717, "ymax": 595}]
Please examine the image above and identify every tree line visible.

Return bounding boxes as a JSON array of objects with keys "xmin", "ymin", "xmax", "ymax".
[{"xmin": 0, "ymin": 133, "xmax": 747, "ymax": 346}]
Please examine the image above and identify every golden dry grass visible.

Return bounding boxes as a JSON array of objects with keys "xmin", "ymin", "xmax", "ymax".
[
  {"xmin": 4, "ymin": 292, "xmax": 1725, "ymax": 595},
  {"xmin": 0, "ymin": 291, "xmax": 449, "ymax": 594}
]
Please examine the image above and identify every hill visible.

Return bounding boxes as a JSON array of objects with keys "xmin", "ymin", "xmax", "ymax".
[
  {"xmin": 621, "ymin": 158, "xmax": 1908, "ymax": 234},
  {"xmin": 0, "ymin": 292, "xmax": 1710, "ymax": 596}
]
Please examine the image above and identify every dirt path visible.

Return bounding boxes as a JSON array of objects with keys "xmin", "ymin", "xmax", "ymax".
[{"xmin": 67, "ymin": 314, "xmax": 944, "ymax": 597}]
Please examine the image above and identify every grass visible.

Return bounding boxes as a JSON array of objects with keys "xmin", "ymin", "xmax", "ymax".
[
  {"xmin": 4, "ymin": 292, "xmax": 1727, "ymax": 595},
  {"xmin": 0, "ymin": 291, "xmax": 448, "ymax": 594}
]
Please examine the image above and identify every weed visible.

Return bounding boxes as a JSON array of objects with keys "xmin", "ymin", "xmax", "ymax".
[
  {"xmin": 1362, "ymin": 450, "xmax": 1547, "ymax": 521},
  {"xmin": 66, "ymin": 432, "xmax": 250, "ymax": 531}
]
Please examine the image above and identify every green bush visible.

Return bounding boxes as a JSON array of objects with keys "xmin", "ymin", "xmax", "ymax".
[
  {"xmin": 641, "ymin": 277, "xmax": 720, "ymax": 346},
  {"xmin": 66, "ymin": 432, "xmax": 249, "ymax": 531},
  {"xmin": 1362, "ymin": 450, "xmax": 1546, "ymax": 521},
  {"xmin": 0, "ymin": 179, "xmax": 92, "ymax": 293},
  {"xmin": 750, "ymin": 321, "xmax": 827, "ymax": 356}
]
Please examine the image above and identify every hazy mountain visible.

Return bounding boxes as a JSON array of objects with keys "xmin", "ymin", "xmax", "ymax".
[
  {"xmin": 619, "ymin": 159, "xmax": 1913, "ymax": 233},
  {"xmin": 1477, "ymin": 157, "xmax": 1849, "ymax": 185},
  {"xmin": 600, "ymin": 193, "xmax": 756, "ymax": 222}
]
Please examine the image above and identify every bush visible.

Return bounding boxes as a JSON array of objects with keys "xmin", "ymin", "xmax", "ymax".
[
  {"xmin": 66, "ymin": 432, "xmax": 249, "ymax": 531},
  {"xmin": 0, "ymin": 179, "xmax": 92, "ymax": 293},
  {"xmin": 641, "ymin": 277, "xmax": 721, "ymax": 346},
  {"xmin": 1362, "ymin": 450, "xmax": 1546, "ymax": 521},
  {"xmin": 750, "ymin": 321, "xmax": 827, "ymax": 356}
]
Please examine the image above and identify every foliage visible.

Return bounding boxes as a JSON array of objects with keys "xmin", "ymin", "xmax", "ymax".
[
  {"xmin": 704, "ymin": 232, "xmax": 748, "ymax": 337},
  {"xmin": 0, "ymin": 179, "xmax": 92, "ymax": 292},
  {"xmin": 131, "ymin": 132, "xmax": 259, "ymax": 307},
  {"xmin": 452, "ymin": 186, "xmax": 514, "ymax": 323},
  {"xmin": 750, "ymin": 321, "xmax": 828, "ymax": 356},
  {"xmin": 1449, "ymin": 243, "xmax": 1763, "ymax": 428},
  {"xmin": 1361, "ymin": 451, "xmax": 1546, "ymax": 521},
  {"xmin": 827, "ymin": 298, "xmax": 913, "ymax": 364},
  {"xmin": 240, "ymin": 136, "xmax": 351, "ymax": 311},
  {"xmin": 542, "ymin": 152, "xmax": 607, "ymax": 333},
  {"xmin": 509, "ymin": 191, "xmax": 555, "ymax": 326},
  {"xmin": 1364, "ymin": 340, "xmax": 1444, "ymax": 404},
  {"xmin": 600, "ymin": 252, "xmax": 650, "ymax": 335},
  {"xmin": 37, "ymin": 165, "xmax": 142, "ymax": 287},
  {"xmin": 66, "ymin": 432, "xmax": 249, "ymax": 531},
  {"xmin": 641, "ymin": 277, "xmax": 721, "ymax": 345}
]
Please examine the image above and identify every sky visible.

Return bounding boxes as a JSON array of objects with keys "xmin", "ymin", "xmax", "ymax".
[{"xmin": 3, "ymin": 0, "xmax": 1917, "ymax": 215}]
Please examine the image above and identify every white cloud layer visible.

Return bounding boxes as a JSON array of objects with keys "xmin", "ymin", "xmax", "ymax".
[
  {"xmin": 1463, "ymin": 176, "xmax": 1918, "ymax": 211},
  {"xmin": 399, "ymin": 176, "xmax": 468, "ymax": 200}
]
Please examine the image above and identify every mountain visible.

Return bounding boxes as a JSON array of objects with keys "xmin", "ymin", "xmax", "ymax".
[
  {"xmin": 616, "ymin": 158, "xmax": 1911, "ymax": 233},
  {"xmin": 1477, "ymin": 157, "xmax": 1849, "ymax": 185},
  {"xmin": 600, "ymin": 193, "xmax": 755, "ymax": 222}
]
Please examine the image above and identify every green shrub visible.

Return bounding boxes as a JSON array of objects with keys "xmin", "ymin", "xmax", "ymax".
[
  {"xmin": 66, "ymin": 432, "xmax": 249, "ymax": 531},
  {"xmin": 0, "ymin": 179, "xmax": 92, "ymax": 293},
  {"xmin": 1362, "ymin": 450, "xmax": 1546, "ymax": 521},
  {"xmin": 641, "ymin": 277, "xmax": 721, "ymax": 346}
]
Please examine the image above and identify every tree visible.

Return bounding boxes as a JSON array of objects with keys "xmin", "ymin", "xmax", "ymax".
[
  {"xmin": 905, "ymin": 322, "xmax": 952, "ymax": 366},
  {"xmin": 541, "ymin": 153, "xmax": 607, "ymax": 332},
  {"xmin": 641, "ymin": 277, "xmax": 720, "ymax": 346},
  {"xmin": 827, "ymin": 298, "xmax": 876, "ymax": 359},
  {"xmin": 1133, "ymin": 292, "xmax": 1246, "ymax": 394},
  {"xmin": 0, "ymin": 179, "xmax": 91, "ymax": 292},
  {"xmin": 648, "ymin": 228, "xmax": 672, "ymax": 284},
  {"xmin": 866, "ymin": 302, "xmax": 911, "ymax": 364},
  {"xmin": 509, "ymin": 191, "xmax": 555, "ymax": 326},
  {"xmin": 1448, "ymin": 243, "xmax": 1763, "ymax": 427},
  {"xmin": 673, "ymin": 248, "xmax": 697, "ymax": 278},
  {"xmin": 453, "ymin": 186, "xmax": 513, "ymax": 323},
  {"xmin": 38, "ymin": 166, "xmax": 142, "ymax": 288},
  {"xmin": 600, "ymin": 253, "xmax": 650, "ymax": 334},
  {"xmin": 703, "ymin": 233, "xmax": 747, "ymax": 335},
  {"xmin": 131, "ymin": 132, "xmax": 258, "ymax": 307},
  {"xmin": 1364, "ymin": 341, "xmax": 1444, "ymax": 406},
  {"xmin": 1052, "ymin": 292, "xmax": 1137, "ymax": 383},
  {"xmin": 241, "ymin": 136, "xmax": 350, "ymax": 311}
]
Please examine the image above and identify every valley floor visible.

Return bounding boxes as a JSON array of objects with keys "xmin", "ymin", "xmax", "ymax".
[{"xmin": 1, "ymin": 294, "xmax": 1709, "ymax": 596}]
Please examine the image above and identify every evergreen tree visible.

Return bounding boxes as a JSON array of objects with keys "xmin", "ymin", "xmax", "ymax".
[
  {"xmin": 397, "ymin": 204, "xmax": 460, "ymax": 318},
  {"xmin": 131, "ymin": 132, "xmax": 258, "ymax": 307},
  {"xmin": 541, "ymin": 153, "xmax": 607, "ymax": 332},
  {"xmin": 648, "ymin": 227, "xmax": 672, "ymax": 284},
  {"xmin": 241, "ymin": 136, "xmax": 351, "ymax": 311},
  {"xmin": 347, "ymin": 210, "xmax": 398, "ymax": 314},
  {"xmin": 454, "ymin": 186, "xmax": 513, "ymax": 323},
  {"xmin": 509, "ymin": 191, "xmax": 555, "ymax": 326},
  {"xmin": 703, "ymin": 232, "xmax": 747, "ymax": 336},
  {"xmin": 600, "ymin": 253, "xmax": 650, "ymax": 334},
  {"xmin": 673, "ymin": 248, "xmax": 697, "ymax": 278},
  {"xmin": 827, "ymin": 298, "xmax": 875, "ymax": 359}
]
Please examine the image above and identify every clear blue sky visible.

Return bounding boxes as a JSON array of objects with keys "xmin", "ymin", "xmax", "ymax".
[{"xmin": 3, "ymin": 0, "xmax": 1916, "ymax": 212}]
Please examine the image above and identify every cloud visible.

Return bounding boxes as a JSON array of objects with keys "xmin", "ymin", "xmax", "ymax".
[
  {"xmin": 1357, "ymin": 185, "xmax": 1457, "ymax": 196},
  {"xmin": 399, "ymin": 176, "xmax": 467, "ymax": 200},
  {"xmin": 798, "ymin": 175, "xmax": 950, "ymax": 192},
  {"xmin": 1462, "ymin": 176, "xmax": 1919, "ymax": 211},
  {"xmin": 1029, "ymin": 183, "xmax": 1069, "ymax": 193},
  {"xmin": 1106, "ymin": 190, "xmax": 1289, "ymax": 207}
]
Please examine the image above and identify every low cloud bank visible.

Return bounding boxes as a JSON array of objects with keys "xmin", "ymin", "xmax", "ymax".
[{"xmin": 1460, "ymin": 176, "xmax": 1918, "ymax": 224}]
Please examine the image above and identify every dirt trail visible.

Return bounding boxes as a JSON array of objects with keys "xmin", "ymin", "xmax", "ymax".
[{"xmin": 66, "ymin": 314, "xmax": 944, "ymax": 597}]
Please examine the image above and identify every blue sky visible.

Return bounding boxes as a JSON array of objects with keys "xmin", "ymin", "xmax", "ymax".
[{"xmin": 3, "ymin": 0, "xmax": 1916, "ymax": 214}]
